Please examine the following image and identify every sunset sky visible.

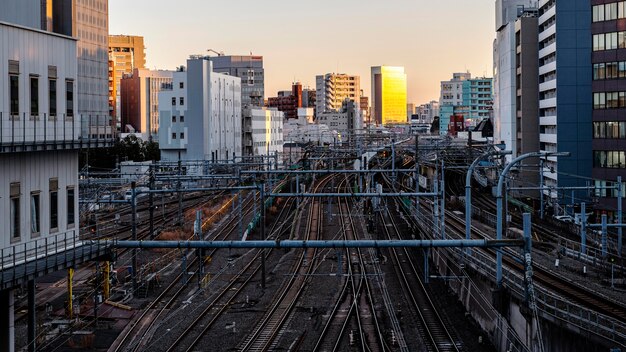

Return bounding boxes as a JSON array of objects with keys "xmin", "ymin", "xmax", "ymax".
[{"xmin": 109, "ymin": 0, "xmax": 496, "ymax": 105}]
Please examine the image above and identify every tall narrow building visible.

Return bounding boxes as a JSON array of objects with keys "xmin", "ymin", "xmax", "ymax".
[
  {"xmin": 591, "ymin": 1, "xmax": 626, "ymax": 217},
  {"xmin": 538, "ymin": 0, "xmax": 592, "ymax": 202},
  {"xmin": 109, "ymin": 35, "xmax": 146, "ymax": 126},
  {"xmin": 371, "ymin": 66, "xmax": 407, "ymax": 125}
]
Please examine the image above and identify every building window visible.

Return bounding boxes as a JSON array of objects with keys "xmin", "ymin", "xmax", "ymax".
[
  {"xmin": 10, "ymin": 75, "xmax": 19, "ymax": 117},
  {"xmin": 10, "ymin": 183, "xmax": 20, "ymax": 240},
  {"xmin": 50, "ymin": 179, "xmax": 58, "ymax": 231},
  {"xmin": 180, "ymin": 115, "xmax": 184, "ymax": 122},
  {"xmin": 172, "ymin": 132, "xmax": 177, "ymax": 139},
  {"xmin": 172, "ymin": 115, "xmax": 176, "ymax": 123},
  {"xmin": 179, "ymin": 82, "xmax": 184, "ymax": 89},
  {"xmin": 65, "ymin": 80, "xmax": 74, "ymax": 118},
  {"xmin": 179, "ymin": 97, "xmax": 184, "ymax": 105},
  {"xmin": 67, "ymin": 187, "xmax": 75, "ymax": 228},
  {"xmin": 172, "ymin": 97, "xmax": 176, "ymax": 106},
  {"xmin": 31, "ymin": 192, "xmax": 40, "ymax": 235},
  {"xmin": 30, "ymin": 76, "xmax": 39, "ymax": 117},
  {"xmin": 180, "ymin": 132, "xmax": 184, "ymax": 139},
  {"xmin": 49, "ymin": 79, "xmax": 57, "ymax": 117}
]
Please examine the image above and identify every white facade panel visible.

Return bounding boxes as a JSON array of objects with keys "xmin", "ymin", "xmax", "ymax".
[
  {"xmin": 0, "ymin": 151, "xmax": 78, "ymax": 250},
  {"xmin": 1, "ymin": 22, "xmax": 79, "ymax": 145}
]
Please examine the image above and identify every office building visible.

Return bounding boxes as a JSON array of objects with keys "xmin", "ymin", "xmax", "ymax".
[
  {"xmin": 493, "ymin": 1, "xmax": 538, "ymax": 158},
  {"xmin": 538, "ymin": 0, "xmax": 591, "ymax": 202},
  {"xmin": 371, "ymin": 66, "xmax": 407, "ymax": 125},
  {"xmin": 75, "ymin": 0, "xmax": 109, "ymax": 123},
  {"xmin": 591, "ymin": 1, "xmax": 626, "ymax": 215},
  {"xmin": 243, "ymin": 107, "xmax": 284, "ymax": 159},
  {"xmin": 109, "ymin": 35, "xmax": 146, "ymax": 124},
  {"xmin": 360, "ymin": 94, "xmax": 370, "ymax": 125},
  {"xmin": 415, "ymin": 101, "xmax": 440, "ymax": 125},
  {"xmin": 315, "ymin": 73, "xmax": 360, "ymax": 114},
  {"xmin": 159, "ymin": 57, "xmax": 241, "ymax": 164},
  {"xmin": 120, "ymin": 68, "xmax": 173, "ymax": 137},
  {"xmin": 209, "ymin": 55, "xmax": 264, "ymax": 107},
  {"xmin": 439, "ymin": 73, "xmax": 492, "ymax": 134},
  {"xmin": 1, "ymin": 6, "xmax": 112, "ymax": 351}
]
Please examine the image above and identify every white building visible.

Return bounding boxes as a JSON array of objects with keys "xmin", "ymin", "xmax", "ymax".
[
  {"xmin": 316, "ymin": 73, "xmax": 360, "ymax": 114},
  {"xmin": 493, "ymin": 0, "xmax": 537, "ymax": 158},
  {"xmin": 248, "ymin": 107, "xmax": 283, "ymax": 158},
  {"xmin": 415, "ymin": 101, "xmax": 440, "ymax": 124},
  {"xmin": 317, "ymin": 99, "xmax": 362, "ymax": 142},
  {"xmin": 159, "ymin": 57, "xmax": 241, "ymax": 164},
  {"xmin": 439, "ymin": 72, "xmax": 471, "ymax": 106},
  {"xmin": 0, "ymin": 15, "xmax": 111, "ymax": 351}
]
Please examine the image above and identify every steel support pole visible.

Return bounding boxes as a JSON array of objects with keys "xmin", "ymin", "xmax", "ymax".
[
  {"xmin": 539, "ymin": 159, "xmax": 544, "ymax": 220},
  {"xmin": 149, "ymin": 163, "xmax": 155, "ymax": 239},
  {"xmin": 581, "ymin": 203, "xmax": 587, "ymax": 255},
  {"xmin": 27, "ymin": 280, "xmax": 35, "ymax": 352},
  {"xmin": 260, "ymin": 183, "xmax": 266, "ymax": 289},
  {"xmin": 440, "ymin": 159, "xmax": 446, "ymax": 239},
  {"xmin": 131, "ymin": 182, "xmax": 138, "ymax": 293},
  {"xmin": 67, "ymin": 268, "xmax": 74, "ymax": 319},
  {"xmin": 602, "ymin": 214, "xmax": 608, "ymax": 258},
  {"xmin": 423, "ymin": 248, "xmax": 430, "ymax": 284},
  {"xmin": 618, "ymin": 176, "xmax": 623, "ymax": 256}
]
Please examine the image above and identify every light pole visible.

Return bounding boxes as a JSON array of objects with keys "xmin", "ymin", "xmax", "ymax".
[
  {"xmin": 495, "ymin": 151, "xmax": 570, "ymax": 288},
  {"xmin": 465, "ymin": 149, "xmax": 511, "ymax": 243}
]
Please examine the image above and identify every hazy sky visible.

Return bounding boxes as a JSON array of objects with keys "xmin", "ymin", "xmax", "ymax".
[{"xmin": 109, "ymin": 0, "xmax": 496, "ymax": 105}]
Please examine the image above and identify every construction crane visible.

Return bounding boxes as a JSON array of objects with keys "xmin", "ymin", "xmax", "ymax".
[{"xmin": 207, "ymin": 49, "xmax": 224, "ymax": 56}]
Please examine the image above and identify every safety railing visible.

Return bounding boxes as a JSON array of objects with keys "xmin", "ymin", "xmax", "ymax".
[
  {"xmin": 0, "ymin": 111, "xmax": 116, "ymax": 151},
  {"xmin": 0, "ymin": 231, "xmax": 110, "ymax": 287}
]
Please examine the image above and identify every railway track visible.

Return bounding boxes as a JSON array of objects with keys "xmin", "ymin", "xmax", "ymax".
[
  {"xmin": 162, "ymin": 197, "xmax": 298, "ymax": 352},
  {"xmin": 236, "ymin": 175, "xmax": 331, "ymax": 351},
  {"xmin": 443, "ymin": 210, "xmax": 626, "ymax": 323},
  {"xmin": 313, "ymin": 176, "xmax": 385, "ymax": 352},
  {"xmin": 109, "ymin": 192, "xmax": 263, "ymax": 352},
  {"xmin": 379, "ymin": 200, "xmax": 462, "ymax": 352}
]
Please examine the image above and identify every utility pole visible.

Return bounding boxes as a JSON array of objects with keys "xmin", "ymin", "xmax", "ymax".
[{"xmin": 260, "ymin": 181, "xmax": 266, "ymax": 289}]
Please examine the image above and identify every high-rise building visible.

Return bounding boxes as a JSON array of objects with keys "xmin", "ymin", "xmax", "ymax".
[
  {"xmin": 209, "ymin": 55, "xmax": 264, "ymax": 107},
  {"xmin": 109, "ymin": 35, "xmax": 146, "ymax": 124},
  {"xmin": 120, "ymin": 68, "xmax": 174, "ymax": 136},
  {"xmin": 591, "ymin": 1, "xmax": 626, "ymax": 215},
  {"xmin": 538, "ymin": 0, "xmax": 591, "ymax": 202},
  {"xmin": 493, "ymin": 1, "xmax": 538, "ymax": 158},
  {"xmin": 371, "ymin": 66, "xmax": 407, "ymax": 125},
  {"xmin": 315, "ymin": 73, "xmax": 361, "ymax": 114},
  {"xmin": 158, "ymin": 57, "xmax": 241, "ymax": 164},
  {"xmin": 75, "ymin": 0, "xmax": 109, "ymax": 122}
]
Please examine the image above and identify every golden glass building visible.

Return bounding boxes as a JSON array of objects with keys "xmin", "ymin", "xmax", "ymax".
[{"xmin": 371, "ymin": 66, "xmax": 407, "ymax": 125}]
